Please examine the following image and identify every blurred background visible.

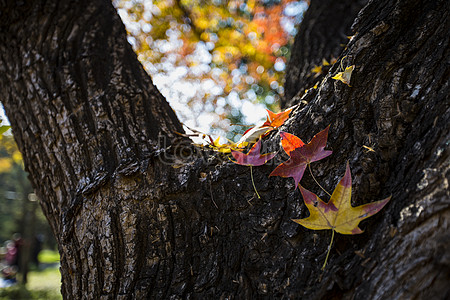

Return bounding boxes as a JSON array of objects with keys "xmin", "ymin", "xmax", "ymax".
[
  {"xmin": 0, "ymin": 132, "xmax": 61, "ymax": 299},
  {"xmin": 114, "ymin": 0, "xmax": 308, "ymax": 141},
  {"xmin": 0, "ymin": 0, "xmax": 308, "ymax": 298}
]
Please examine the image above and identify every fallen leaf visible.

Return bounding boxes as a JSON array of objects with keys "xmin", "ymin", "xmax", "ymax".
[
  {"xmin": 354, "ymin": 250, "xmax": 365, "ymax": 258},
  {"xmin": 236, "ymin": 126, "xmax": 271, "ymax": 147},
  {"xmin": 262, "ymin": 107, "xmax": 294, "ymax": 128},
  {"xmin": 231, "ymin": 139, "xmax": 276, "ymax": 167},
  {"xmin": 209, "ymin": 137, "xmax": 233, "ymax": 153},
  {"xmin": 199, "ymin": 172, "xmax": 207, "ymax": 182},
  {"xmin": 293, "ymin": 162, "xmax": 391, "ymax": 269},
  {"xmin": 279, "ymin": 132, "xmax": 305, "ymax": 155},
  {"xmin": 304, "ymin": 83, "xmax": 318, "ymax": 94},
  {"xmin": 363, "ymin": 145, "xmax": 375, "ymax": 152},
  {"xmin": 311, "ymin": 65, "xmax": 323, "ymax": 75},
  {"xmin": 389, "ymin": 226, "xmax": 398, "ymax": 237},
  {"xmin": 270, "ymin": 126, "xmax": 332, "ymax": 188},
  {"xmin": 332, "ymin": 65, "xmax": 355, "ymax": 86},
  {"xmin": 231, "ymin": 139, "xmax": 276, "ymax": 198},
  {"xmin": 293, "ymin": 162, "xmax": 391, "ymax": 235},
  {"xmin": 311, "ymin": 59, "xmax": 330, "ymax": 75},
  {"xmin": 206, "ymin": 136, "xmax": 244, "ymax": 153},
  {"xmin": 236, "ymin": 107, "xmax": 295, "ymax": 147}
]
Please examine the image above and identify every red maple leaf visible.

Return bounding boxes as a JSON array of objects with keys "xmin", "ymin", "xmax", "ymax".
[
  {"xmin": 262, "ymin": 107, "xmax": 294, "ymax": 128},
  {"xmin": 270, "ymin": 126, "xmax": 332, "ymax": 188},
  {"xmin": 231, "ymin": 139, "xmax": 276, "ymax": 166}
]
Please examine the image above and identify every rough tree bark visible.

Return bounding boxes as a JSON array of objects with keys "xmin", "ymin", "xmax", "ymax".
[
  {"xmin": 0, "ymin": 0, "xmax": 449, "ymax": 299},
  {"xmin": 283, "ymin": 0, "xmax": 367, "ymax": 108}
]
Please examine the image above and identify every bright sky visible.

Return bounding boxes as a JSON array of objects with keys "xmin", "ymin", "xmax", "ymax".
[
  {"xmin": 1, "ymin": 1, "xmax": 308, "ymax": 144},
  {"xmin": 130, "ymin": 28, "xmax": 271, "ymax": 138},
  {"xmin": 115, "ymin": 1, "xmax": 308, "ymax": 142},
  {"xmin": 0, "ymin": 104, "xmax": 9, "ymax": 126}
]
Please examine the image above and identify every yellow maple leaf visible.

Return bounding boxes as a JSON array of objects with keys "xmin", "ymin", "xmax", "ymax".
[
  {"xmin": 332, "ymin": 65, "xmax": 355, "ymax": 86},
  {"xmin": 293, "ymin": 162, "xmax": 390, "ymax": 268},
  {"xmin": 294, "ymin": 162, "xmax": 390, "ymax": 234},
  {"xmin": 208, "ymin": 137, "xmax": 236, "ymax": 153},
  {"xmin": 311, "ymin": 65, "xmax": 322, "ymax": 74}
]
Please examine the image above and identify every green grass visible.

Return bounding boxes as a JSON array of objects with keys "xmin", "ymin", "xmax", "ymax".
[
  {"xmin": 0, "ymin": 267, "xmax": 62, "ymax": 300},
  {"xmin": 37, "ymin": 249, "xmax": 60, "ymax": 264},
  {"xmin": 0, "ymin": 283, "xmax": 61, "ymax": 300},
  {"xmin": 27, "ymin": 267, "xmax": 62, "ymax": 299},
  {"xmin": 0, "ymin": 250, "xmax": 62, "ymax": 299}
]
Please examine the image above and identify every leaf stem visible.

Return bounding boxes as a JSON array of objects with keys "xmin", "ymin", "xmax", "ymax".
[
  {"xmin": 322, "ymin": 229, "xmax": 335, "ymax": 270},
  {"xmin": 250, "ymin": 165, "xmax": 261, "ymax": 199},
  {"xmin": 308, "ymin": 163, "xmax": 331, "ymax": 197}
]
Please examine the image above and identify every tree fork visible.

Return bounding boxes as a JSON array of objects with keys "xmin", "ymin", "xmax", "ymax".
[{"xmin": 0, "ymin": 0, "xmax": 449, "ymax": 299}]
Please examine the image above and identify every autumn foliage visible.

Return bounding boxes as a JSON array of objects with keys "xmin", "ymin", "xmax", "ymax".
[
  {"xmin": 115, "ymin": 0, "xmax": 307, "ymax": 130},
  {"xmin": 225, "ymin": 108, "xmax": 391, "ymax": 269},
  {"xmin": 116, "ymin": 0, "xmax": 390, "ymax": 271},
  {"xmin": 295, "ymin": 163, "xmax": 391, "ymax": 235},
  {"xmin": 270, "ymin": 126, "xmax": 332, "ymax": 188}
]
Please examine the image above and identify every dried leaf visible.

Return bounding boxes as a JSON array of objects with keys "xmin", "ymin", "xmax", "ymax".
[
  {"xmin": 293, "ymin": 162, "xmax": 391, "ymax": 234},
  {"xmin": 231, "ymin": 139, "xmax": 275, "ymax": 167},
  {"xmin": 311, "ymin": 65, "xmax": 323, "ymax": 75},
  {"xmin": 332, "ymin": 65, "xmax": 355, "ymax": 86},
  {"xmin": 270, "ymin": 126, "xmax": 332, "ymax": 188},
  {"xmin": 279, "ymin": 132, "xmax": 305, "ymax": 155},
  {"xmin": 231, "ymin": 139, "xmax": 276, "ymax": 198},
  {"xmin": 262, "ymin": 107, "xmax": 294, "ymax": 128},
  {"xmin": 236, "ymin": 126, "xmax": 271, "ymax": 147}
]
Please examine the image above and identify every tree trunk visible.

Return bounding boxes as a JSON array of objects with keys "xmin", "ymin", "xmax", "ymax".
[
  {"xmin": 1, "ymin": 0, "xmax": 449, "ymax": 299},
  {"xmin": 283, "ymin": 0, "xmax": 367, "ymax": 108}
]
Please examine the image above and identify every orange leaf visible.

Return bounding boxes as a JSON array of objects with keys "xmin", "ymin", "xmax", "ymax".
[
  {"xmin": 279, "ymin": 131, "xmax": 305, "ymax": 155},
  {"xmin": 262, "ymin": 107, "xmax": 294, "ymax": 128}
]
